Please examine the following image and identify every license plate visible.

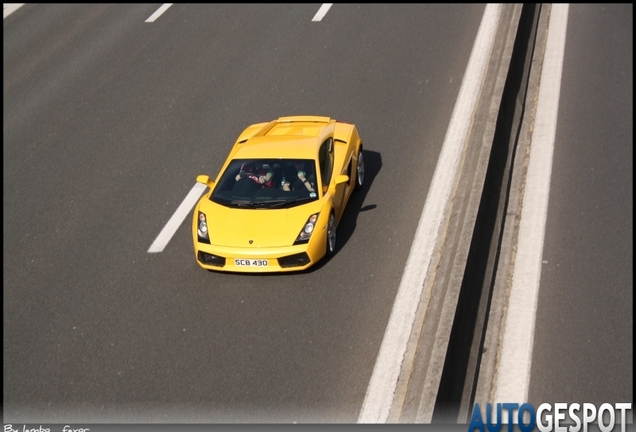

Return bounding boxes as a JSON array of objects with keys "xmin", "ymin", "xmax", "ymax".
[{"xmin": 234, "ymin": 258, "xmax": 268, "ymax": 267}]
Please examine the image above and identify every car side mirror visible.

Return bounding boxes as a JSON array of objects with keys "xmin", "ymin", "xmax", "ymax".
[
  {"xmin": 196, "ymin": 175, "xmax": 214, "ymax": 188},
  {"xmin": 335, "ymin": 175, "xmax": 349, "ymax": 185},
  {"xmin": 328, "ymin": 175, "xmax": 350, "ymax": 195}
]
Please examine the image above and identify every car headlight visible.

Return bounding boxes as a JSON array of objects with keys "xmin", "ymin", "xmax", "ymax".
[
  {"xmin": 197, "ymin": 211, "xmax": 210, "ymax": 244},
  {"xmin": 294, "ymin": 213, "xmax": 319, "ymax": 245}
]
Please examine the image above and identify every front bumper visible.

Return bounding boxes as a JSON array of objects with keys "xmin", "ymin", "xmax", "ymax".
[{"xmin": 193, "ymin": 230, "xmax": 327, "ymax": 273}]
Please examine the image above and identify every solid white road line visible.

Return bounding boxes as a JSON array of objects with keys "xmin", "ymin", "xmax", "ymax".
[
  {"xmin": 145, "ymin": 3, "xmax": 173, "ymax": 23},
  {"xmin": 3, "ymin": 3, "xmax": 24, "ymax": 19},
  {"xmin": 147, "ymin": 182, "xmax": 208, "ymax": 253},
  {"xmin": 312, "ymin": 4, "xmax": 332, "ymax": 22},
  {"xmin": 357, "ymin": 4, "xmax": 502, "ymax": 423},
  {"xmin": 494, "ymin": 4, "xmax": 569, "ymax": 405}
]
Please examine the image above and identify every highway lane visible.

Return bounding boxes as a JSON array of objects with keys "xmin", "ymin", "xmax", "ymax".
[
  {"xmin": 3, "ymin": 4, "xmax": 485, "ymax": 422},
  {"xmin": 467, "ymin": 4, "xmax": 632, "ymax": 426},
  {"xmin": 528, "ymin": 3, "xmax": 632, "ymax": 410}
]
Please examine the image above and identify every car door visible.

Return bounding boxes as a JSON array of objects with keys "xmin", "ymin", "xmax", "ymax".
[{"xmin": 319, "ymin": 137, "xmax": 347, "ymax": 223}]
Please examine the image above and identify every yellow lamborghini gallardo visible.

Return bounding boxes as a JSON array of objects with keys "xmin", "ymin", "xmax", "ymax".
[{"xmin": 192, "ymin": 116, "xmax": 365, "ymax": 273}]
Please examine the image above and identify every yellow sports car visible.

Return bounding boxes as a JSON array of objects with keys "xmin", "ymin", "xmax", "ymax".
[{"xmin": 192, "ymin": 116, "xmax": 364, "ymax": 272}]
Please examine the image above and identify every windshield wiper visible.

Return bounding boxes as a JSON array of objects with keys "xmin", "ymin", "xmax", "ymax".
[
  {"xmin": 225, "ymin": 197, "xmax": 315, "ymax": 209},
  {"xmin": 228, "ymin": 199, "xmax": 288, "ymax": 209},
  {"xmin": 229, "ymin": 199, "xmax": 255, "ymax": 208},
  {"xmin": 252, "ymin": 199, "xmax": 288, "ymax": 208},
  {"xmin": 267, "ymin": 197, "xmax": 315, "ymax": 208}
]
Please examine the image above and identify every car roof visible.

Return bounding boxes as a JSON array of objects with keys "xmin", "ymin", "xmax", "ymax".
[
  {"xmin": 231, "ymin": 122, "xmax": 328, "ymax": 160},
  {"xmin": 232, "ymin": 138, "xmax": 318, "ymax": 159}
]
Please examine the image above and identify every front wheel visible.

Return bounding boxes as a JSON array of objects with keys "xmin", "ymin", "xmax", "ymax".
[
  {"xmin": 326, "ymin": 212, "xmax": 336, "ymax": 257},
  {"xmin": 355, "ymin": 147, "xmax": 365, "ymax": 191}
]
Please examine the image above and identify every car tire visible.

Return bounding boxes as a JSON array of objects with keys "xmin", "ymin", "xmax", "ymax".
[
  {"xmin": 326, "ymin": 212, "xmax": 336, "ymax": 257},
  {"xmin": 355, "ymin": 147, "xmax": 365, "ymax": 191}
]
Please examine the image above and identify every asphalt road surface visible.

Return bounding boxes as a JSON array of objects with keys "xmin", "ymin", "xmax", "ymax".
[
  {"xmin": 4, "ymin": 4, "xmax": 484, "ymax": 422},
  {"xmin": 528, "ymin": 3, "xmax": 632, "ymax": 410},
  {"xmin": 4, "ymin": 3, "xmax": 632, "ymax": 426}
]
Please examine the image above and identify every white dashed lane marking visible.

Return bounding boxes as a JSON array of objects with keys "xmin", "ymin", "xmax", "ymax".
[
  {"xmin": 147, "ymin": 182, "xmax": 207, "ymax": 253},
  {"xmin": 3, "ymin": 3, "xmax": 25, "ymax": 19},
  {"xmin": 145, "ymin": 3, "xmax": 173, "ymax": 23},
  {"xmin": 312, "ymin": 4, "xmax": 333, "ymax": 22}
]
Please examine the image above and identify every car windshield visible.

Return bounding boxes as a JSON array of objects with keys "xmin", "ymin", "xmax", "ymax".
[{"xmin": 210, "ymin": 158, "xmax": 319, "ymax": 209}]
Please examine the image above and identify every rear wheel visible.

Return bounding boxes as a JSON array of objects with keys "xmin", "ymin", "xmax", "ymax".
[
  {"xmin": 326, "ymin": 212, "xmax": 336, "ymax": 257},
  {"xmin": 355, "ymin": 147, "xmax": 365, "ymax": 191}
]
